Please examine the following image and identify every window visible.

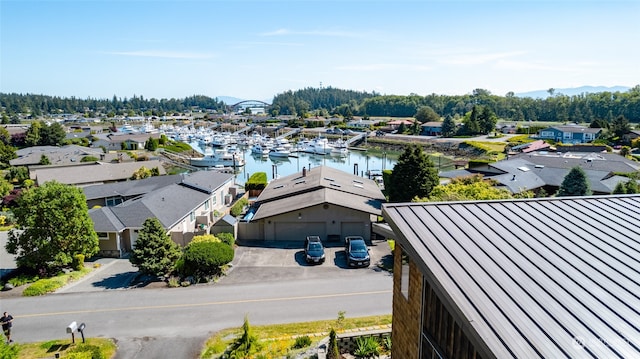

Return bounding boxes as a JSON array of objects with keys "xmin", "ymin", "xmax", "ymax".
[
  {"xmin": 563, "ymin": 131, "xmax": 572, "ymax": 139},
  {"xmin": 97, "ymin": 232, "xmax": 109, "ymax": 241},
  {"xmin": 105, "ymin": 196, "xmax": 123, "ymax": 206},
  {"xmin": 400, "ymin": 246, "xmax": 410, "ymax": 299},
  {"xmin": 190, "ymin": 211, "xmax": 195, "ymax": 222},
  {"xmin": 212, "ymin": 195, "xmax": 217, "ymax": 205},
  {"xmin": 204, "ymin": 199, "xmax": 210, "ymax": 210},
  {"xmin": 540, "ymin": 131, "xmax": 554, "ymax": 138}
]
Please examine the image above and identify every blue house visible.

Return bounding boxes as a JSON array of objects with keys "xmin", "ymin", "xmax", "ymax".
[
  {"xmin": 420, "ymin": 121, "xmax": 443, "ymax": 136},
  {"xmin": 537, "ymin": 125, "xmax": 601, "ymax": 144}
]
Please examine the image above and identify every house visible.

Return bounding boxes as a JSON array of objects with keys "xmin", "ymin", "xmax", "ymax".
[
  {"xmin": 239, "ymin": 166, "xmax": 385, "ymax": 242},
  {"xmin": 10, "ymin": 145, "xmax": 118, "ymax": 167},
  {"xmin": 89, "ymin": 171, "xmax": 236, "ymax": 257},
  {"xmin": 440, "ymin": 151, "xmax": 640, "ymax": 195},
  {"xmin": 91, "ymin": 133, "xmax": 161, "ymax": 151},
  {"xmin": 622, "ymin": 129, "xmax": 640, "ymax": 144},
  {"xmin": 420, "ymin": 122, "xmax": 443, "ymax": 136},
  {"xmin": 536, "ymin": 125, "xmax": 601, "ymax": 144},
  {"xmin": 29, "ymin": 160, "xmax": 167, "ymax": 186},
  {"xmin": 383, "ymin": 194, "xmax": 640, "ymax": 359},
  {"xmin": 83, "ymin": 174, "xmax": 187, "ymax": 208}
]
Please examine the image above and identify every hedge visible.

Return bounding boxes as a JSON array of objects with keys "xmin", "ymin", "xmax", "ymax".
[{"xmin": 245, "ymin": 172, "xmax": 267, "ymax": 191}]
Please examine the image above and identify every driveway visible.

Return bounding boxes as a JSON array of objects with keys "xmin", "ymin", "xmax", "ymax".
[{"xmin": 48, "ymin": 238, "xmax": 393, "ymax": 293}]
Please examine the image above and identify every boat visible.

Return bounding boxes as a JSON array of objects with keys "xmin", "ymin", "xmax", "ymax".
[
  {"xmin": 251, "ymin": 143, "xmax": 270, "ymax": 157},
  {"xmin": 330, "ymin": 139, "xmax": 349, "ymax": 156},
  {"xmin": 302, "ymin": 136, "xmax": 334, "ymax": 155},
  {"xmin": 190, "ymin": 148, "xmax": 245, "ymax": 168},
  {"xmin": 269, "ymin": 146, "xmax": 291, "ymax": 158}
]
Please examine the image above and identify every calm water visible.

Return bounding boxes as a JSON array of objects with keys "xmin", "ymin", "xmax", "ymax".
[{"xmin": 190, "ymin": 142, "xmax": 396, "ymax": 185}]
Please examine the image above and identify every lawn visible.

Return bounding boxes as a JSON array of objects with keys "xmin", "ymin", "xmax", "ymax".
[
  {"xmin": 6, "ymin": 338, "xmax": 116, "ymax": 359},
  {"xmin": 201, "ymin": 314, "xmax": 392, "ymax": 358}
]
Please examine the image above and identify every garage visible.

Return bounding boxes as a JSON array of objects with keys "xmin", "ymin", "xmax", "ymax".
[
  {"xmin": 274, "ymin": 222, "xmax": 326, "ymax": 241},
  {"xmin": 341, "ymin": 222, "xmax": 366, "ymax": 239}
]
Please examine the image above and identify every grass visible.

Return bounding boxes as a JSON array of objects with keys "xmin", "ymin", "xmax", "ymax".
[
  {"xmin": 22, "ymin": 267, "xmax": 92, "ymax": 296},
  {"xmin": 14, "ymin": 338, "xmax": 116, "ymax": 359},
  {"xmin": 201, "ymin": 314, "xmax": 392, "ymax": 358}
]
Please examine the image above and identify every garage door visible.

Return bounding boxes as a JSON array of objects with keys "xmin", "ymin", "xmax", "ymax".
[
  {"xmin": 341, "ymin": 222, "xmax": 365, "ymax": 239},
  {"xmin": 274, "ymin": 222, "xmax": 326, "ymax": 241}
]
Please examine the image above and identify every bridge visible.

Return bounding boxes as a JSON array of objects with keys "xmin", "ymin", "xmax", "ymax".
[{"xmin": 230, "ymin": 100, "xmax": 271, "ymax": 113}]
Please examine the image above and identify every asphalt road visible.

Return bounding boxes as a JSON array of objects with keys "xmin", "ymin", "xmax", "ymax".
[{"xmin": 1, "ymin": 239, "xmax": 393, "ymax": 358}]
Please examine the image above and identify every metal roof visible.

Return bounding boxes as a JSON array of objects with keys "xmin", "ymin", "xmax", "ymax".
[{"xmin": 383, "ymin": 194, "xmax": 640, "ymax": 358}]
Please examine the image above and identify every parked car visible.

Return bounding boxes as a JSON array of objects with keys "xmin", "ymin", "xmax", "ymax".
[
  {"xmin": 304, "ymin": 236, "xmax": 325, "ymax": 264},
  {"xmin": 344, "ymin": 236, "xmax": 370, "ymax": 267}
]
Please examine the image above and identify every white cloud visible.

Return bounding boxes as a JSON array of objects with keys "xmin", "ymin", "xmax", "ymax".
[{"xmin": 105, "ymin": 50, "xmax": 215, "ymax": 60}]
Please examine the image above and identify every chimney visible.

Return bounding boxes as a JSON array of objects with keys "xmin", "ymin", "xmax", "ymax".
[{"xmin": 302, "ymin": 167, "xmax": 307, "ymax": 177}]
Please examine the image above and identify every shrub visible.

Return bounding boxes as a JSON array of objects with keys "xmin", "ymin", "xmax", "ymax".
[
  {"xmin": 181, "ymin": 241, "xmax": 234, "ymax": 278},
  {"xmin": 8, "ymin": 273, "xmax": 39, "ymax": 287},
  {"xmin": 216, "ymin": 232, "xmax": 235, "ymax": 247},
  {"xmin": 68, "ymin": 343, "xmax": 105, "ymax": 359},
  {"xmin": 167, "ymin": 276, "xmax": 180, "ymax": 288},
  {"xmin": 245, "ymin": 172, "xmax": 267, "ymax": 191},
  {"xmin": 230, "ymin": 197, "xmax": 249, "ymax": 217},
  {"xmin": 353, "ymin": 336, "xmax": 380, "ymax": 358},
  {"xmin": 0, "ymin": 341, "xmax": 20, "ymax": 359},
  {"xmin": 23, "ymin": 276, "xmax": 66, "ymax": 296},
  {"xmin": 292, "ymin": 335, "xmax": 312, "ymax": 349},
  {"xmin": 81, "ymin": 156, "xmax": 99, "ymax": 162},
  {"xmin": 327, "ymin": 329, "xmax": 340, "ymax": 359},
  {"xmin": 72, "ymin": 254, "xmax": 85, "ymax": 271}
]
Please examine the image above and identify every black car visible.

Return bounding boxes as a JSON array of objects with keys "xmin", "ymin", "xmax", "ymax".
[
  {"xmin": 304, "ymin": 236, "xmax": 325, "ymax": 264},
  {"xmin": 345, "ymin": 236, "xmax": 370, "ymax": 267}
]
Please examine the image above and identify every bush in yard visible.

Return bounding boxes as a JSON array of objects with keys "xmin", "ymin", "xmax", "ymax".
[
  {"xmin": 327, "ymin": 329, "xmax": 340, "ymax": 359},
  {"xmin": 353, "ymin": 336, "xmax": 380, "ymax": 358},
  {"xmin": 292, "ymin": 335, "xmax": 312, "ymax": 349},
  {"xmin": 181, "ymin": 240, "xmax": 234, "ymax": 279},
  {"xmin": 216, "ymin": 232, "xmax": 235, "ymax": 247},
  {"xmin": 72, "ymin": 254, "xmax": 85, "ymax": 271},
  {"xmin": 230, "ymin": 197, "xmax": 248, "ymax": 217}
]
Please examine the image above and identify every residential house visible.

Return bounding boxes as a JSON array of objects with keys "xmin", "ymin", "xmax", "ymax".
[
  {"xmin": 536, "ymin": 125, "xmax": 601, "ymax": 144},
  {"xmin": 440, "ymin": 151, "xmax": 640, "ymax": 195},
  {"xmin": 420, "ymin": 122, "xmax": 443, "ymax": 136},
  {"xmin": 91, "ymin": 133, "xmax": 161, "ymax": 151},
  {"xmin": 622, "ymin": 129, "xmax": 640, "ymax": 144},
  {"xmin": 29, "ymin": 160, "xmax": 166, "ymax": 186},
  {"xmin": 83, "ymin": 174, "xmax": 186, "ymax": 208},
  {"xmin": 239, "ymin": 166, "xmax": 385, "ymax": 242},
  {"xmin": 90, "ymin": 171, "xmax": 236, "ymax": 257},
  {"xmin": 383, "ymin": 194, "xmax": 640, "ymax": 359},
  {"xmin": 10, "ymin": 145, "xmax": 118, "ymax": 167}
]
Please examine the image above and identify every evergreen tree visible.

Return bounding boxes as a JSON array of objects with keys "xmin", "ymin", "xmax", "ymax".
[
  {"xmin": 441, "ymin": 115, "xmax": 456, "ymax": 137},
  {"xmin": 556, "ymin": 166, "xmax": 591, "ymax": 197},
  {"xmin": 479, "ymin": 106, "xmax": 498, "ymax": 134},
  {"xmin": 388, "ymin": 145, "xmax": 439, "ymax": 202},
  {"xmin": 6, "ymin": 181, "xmax": 99, "ymax": 271},
  {"xmin": 613, "ymin": 181, "xmax": 627, "ymax": 194},
  {"xmin": 25, "ymin": 121, "xmax": 41, "ymax": 146},
  {"xmin": 625, "ymin": 179, "xmax": 639, "ymax": 194},
  {"xmin": 39, "ymin": 154, "xmax": 50, "ymax": 165},
  {"xmin": 611, "ymin": 115, "xmax": 631, "ymax": 138},
  {"xmin": 129, "ymin": 217, "xmax": 181, "ymax": 277},
  {"xmin": 0, "ymin": 142, "xmax": 17, "ymax": 169}
]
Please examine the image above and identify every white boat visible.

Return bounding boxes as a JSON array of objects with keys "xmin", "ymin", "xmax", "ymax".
[
  {"xmin": 251, "ymin": 143, "xmax": 270, "ymax": 157},
  {"xmin": 269, "ymin": 146, "xmax": 291, "ymax": 158},
  {"xmin": 190, "ymin": 148, "xmax": 245, "ymax": 167},
  {"xmin": 302, "ymin": 137, "xmax": 334, "ymax": 155},
  {"xmin": 330, "ymin": 139, "xmax": 349, "ymax": 156}
]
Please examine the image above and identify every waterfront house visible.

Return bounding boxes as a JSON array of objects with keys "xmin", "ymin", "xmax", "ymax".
[
  {"xmin": 536, "ymin": 125, "xmax": 601, "ymax": 144},
  {"xmin": 419, "ymin": 121, "xmax": 443, "ymax": 136}
]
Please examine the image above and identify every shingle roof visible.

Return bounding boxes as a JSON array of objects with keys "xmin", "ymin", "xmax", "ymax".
[
  {"xmin": 83, "ymin": 174, "xmax": 182, "ymax": 200},
  {"xmin": 251, "ymin": 166, "xmax": 385, "ymax": 220},
  {"xmin": 11, "ymin": 145, "xmax": 112, "ymax": 166},
  {"xmin": 383, "ymin": 195, "xmax": 640, "ymax": 358},
  {"xmin": 32, "ymin": 160, "xmax": 167, "ymax": 185},
  {"xmin": 550, "ymin": 125, "xmax": 602, "ymax": 134}
]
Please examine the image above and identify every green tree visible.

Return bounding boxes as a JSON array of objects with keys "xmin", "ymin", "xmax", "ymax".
[
  {"xmin": 327, "ymin": 329, "xmax": 340, "ymax": 359},
  {"xmin": 6, "ymin": 181, "xmax": 99, "ymax": 272},
  {"xmin": 129, "ymin": 217, "xmax": 180, "ymax": 277},
  {"xmin": 556, "ymin": 166, "xmax": 591, "ymax": 197},
  {"xmin": 39, "ymin": 154, "xmax": 50, "ymax": 165},
  {"xmin": 479, "ymin": 106, "xmax": 498, "ymax": 134},
  {"xmin": 25, "ymin": 121, "xmax": 42, "ymax": 146},
  {"xmin": 131, "ymin": 166, "xmax": 152, "ymax": 180},
  {"xmin": 414, "ymin": 106, "xmax": 440, "ymax": 123},
  {"xmin": 387, "ymin": 145, "xmax": 439, "ymax": 202},
  {"xmin": 611, "ymin": 115, "xmax": 631, "ymax": 139},
  {"xmin": 0, "ymin": 126, "xmax": 11, "ymax": 145},
  {"xmin": 613, "ymin": 181, "xmax": 627, "ymax": 194},
  {"xmin": 145, "ymin": 136, "xmax": 159, "ymax": 151},
  {"xmin": 43, "ymin": 122, "xmax": 66, "ymax": 145},
  {"xmin": 425, "ymin": 174, "xmax": 518, "ymax": 201},
  {"xmin": 0, "ymin": 142, "xmax": 17, "ymax": 168},
  {"xmin": 625, "ymin": 179, "xmax": 639, "ymax": 194},
  {"xmin": 441, "ymin": 115, "xmax": 456, "ymax": 137},
  {"xmin": 0, "ymin": 177, "xmax": 13, "ymax": 197},
  {"xmin": 4, "ymin": 166, "xmax": 29, "ymax": 185}
]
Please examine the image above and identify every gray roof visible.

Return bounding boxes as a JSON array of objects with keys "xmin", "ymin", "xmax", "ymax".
[
  {"xmin": 31, "ymin": 160, "xmax": 167, "ymax": 186},
  {"xmin": 383, "ymin": 194, "xmax": 640, "ymax": 358},
  {"xmin": 549, "ymin": 125, "xmax": 602, "ymax": 134},
  {"xmin": 90, "ymin": 171, "xmax": 234, "ymax": 231},
  {"xmin": 82, "ymin": 174, "xmax": 182, "ymax": 200},
  {"xmin": 11, "ymin": 145, "xmax": 115, "ymax": 166},
  {"xmin": 252, "ymin": 166, "xmax": 385, "ymax": 220}
]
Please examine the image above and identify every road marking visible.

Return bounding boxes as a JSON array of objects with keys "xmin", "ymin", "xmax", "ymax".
[{"xmin": 15, "ymin": 290, "xmax": 391, "ymax": 318}]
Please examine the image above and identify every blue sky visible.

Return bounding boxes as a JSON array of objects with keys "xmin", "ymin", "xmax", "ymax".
[{"xmin": 1, "ymin": 0, "xmax": 639, "ymax": 102}]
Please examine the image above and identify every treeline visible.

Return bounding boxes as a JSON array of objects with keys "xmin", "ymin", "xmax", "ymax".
[
  {"xmin": 0, "ymin": 93, "xmax": 227, "ymax": 118},
  {"xmin": 271, "ymin": 87, "xmax": 640, "ymax": 123}
]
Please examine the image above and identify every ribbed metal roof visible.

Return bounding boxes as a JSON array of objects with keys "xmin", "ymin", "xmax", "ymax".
[{"xmin": 383, "ymin": 195, "xmax": 640, "ymax": 358}]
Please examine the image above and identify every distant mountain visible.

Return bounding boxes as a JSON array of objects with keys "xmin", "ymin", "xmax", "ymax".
[
  {"xmin": 515, "ymin": 86, "xmax": 631, "ymax": 99},
  {"xmin": 215, "ymin": 96, "xmax": 245, "ymax": 105}
]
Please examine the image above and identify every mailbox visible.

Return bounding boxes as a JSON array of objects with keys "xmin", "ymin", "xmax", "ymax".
[{"xmin": 66, "ymin": 321, "xmax": 78, "ymax": 334}]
